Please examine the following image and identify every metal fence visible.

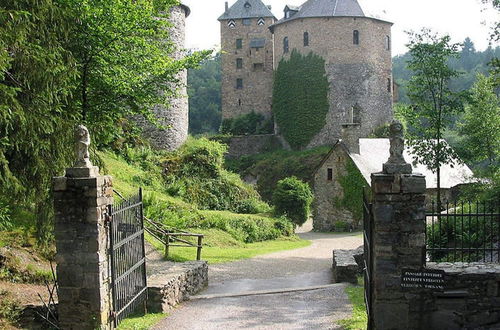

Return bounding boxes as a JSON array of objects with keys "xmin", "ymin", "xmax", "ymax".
[{"xmin": 425, "ymin": 200, "xmax": 500, "ymax": 263}]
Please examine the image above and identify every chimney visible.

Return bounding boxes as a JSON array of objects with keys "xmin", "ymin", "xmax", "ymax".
[
  {"xmin": 267, "ymin": 5, "xmax": 272, "ymax": 10},
  {"xmin": 225, "ymin": 1, "xmax": 229, "ymax": 12},
  {"xmin": 341, "ymin": 125, "xmax": 360, "ymax": 154}
]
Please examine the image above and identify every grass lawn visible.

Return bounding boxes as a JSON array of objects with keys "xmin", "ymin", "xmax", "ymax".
[
  {"xmin": 337, "ymin": 277, "xmax": 367, "ymax": 330},
  {"xmin": 146, "ymin": 231, "xmax": 311, "ymax": 264},
  {"xmin": 117, "ymin": 312, "xmax": 165, "ymax": 330}
]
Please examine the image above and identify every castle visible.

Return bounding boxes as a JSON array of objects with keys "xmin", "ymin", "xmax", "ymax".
[{"xmin": 219, "ymin": 0, "xmax": 394, "ymax": 150}]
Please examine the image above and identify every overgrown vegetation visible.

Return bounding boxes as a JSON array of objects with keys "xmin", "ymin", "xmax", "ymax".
[
  {"xmin": 273, "ymin": 177, "xmax": 313, "ymax": 227},
  {"xmin": 226, "ymin": 146, "xmax": 331, "ymax": 201},
  {"xmin": 0, "ymin": 290, "xmax": 22, "ymax": 327},
  {"xmin": 336, "ymin": 159, "xmax": 367, "ymax": 226},
  {"xmin": 272, "ymin": 50, "xmax": 329, "ymax": 149},
  {"xmin": 220, "ymin": 111, "xmax": 273, "ymax": 136}
]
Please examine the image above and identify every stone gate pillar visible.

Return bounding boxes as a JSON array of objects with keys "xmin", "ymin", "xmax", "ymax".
[
  {"xmin": 53, "ymin": 125, "xmax": 113, "ymax": 329},
  {"xmin": 370, "ymin": 121, "xmax": 427, "ymax": 330}
]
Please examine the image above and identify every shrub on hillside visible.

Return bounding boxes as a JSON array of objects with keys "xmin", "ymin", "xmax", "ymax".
[
  {"xmin": 220, "ymin": 111, "xmax": 273, "ymax": 135},
  {"xmin": 273, "ymin": 177, "xmax": 314, "ymax": 227},
  {"xmin": 163, "ymin": 138, "xmax": 269, "ymax": 214}
]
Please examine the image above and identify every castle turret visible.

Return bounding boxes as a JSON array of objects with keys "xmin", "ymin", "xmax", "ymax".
[
  {"xmin": 219, "ymin": 0, "xmax": 276, "ymax": 121},
  {"xmin": 137, "ymin": 3, "xmax": 190, "ymax": 151},
  {"xmin": 270, "ymin": 0, "xmax": 393, "ymax": 148}
]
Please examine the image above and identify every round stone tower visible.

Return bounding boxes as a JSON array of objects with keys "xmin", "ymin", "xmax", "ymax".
[
  {"xmin": 139, "ymin": 3, "xmax": 190, "ymax": 151},
  {"xmin": 270, "ymin": 0, "xmax": 394, "ymax": 150}
]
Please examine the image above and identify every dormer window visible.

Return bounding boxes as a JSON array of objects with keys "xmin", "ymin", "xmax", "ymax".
[
  {"xmin": 284, "ymin": 6, "xmax": 299, "ymax": 19},
  {"xmin": 244, "ymin": 1, "xmax": 251, "ymax": 9},
  {"xmin": 227, "ymin": 19, "xmax": 236, "ymax": 28},
  {"xmin": 257, "ymin": 17, "xmax": 265, "ymax": 26}
]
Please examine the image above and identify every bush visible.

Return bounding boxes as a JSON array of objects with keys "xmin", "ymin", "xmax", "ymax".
[
  {"xmin": 0, "ymin": 200, "xmax": 12, "ymax": 231},
  {"xmin": 334, "ymin": 221, "xmax": 350, "ymax": 232},
  {"xmin": 273, "ymin": 177, "xmax": 314, "ymax": 227},
  {"xmin": 220, "ymin": 111, "xmax": 273, "ymax": 135}
]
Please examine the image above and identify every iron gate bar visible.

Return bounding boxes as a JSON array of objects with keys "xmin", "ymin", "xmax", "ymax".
[{"xmin": 108, "ymin": 188, "xmax": 147, "ymax": 327}]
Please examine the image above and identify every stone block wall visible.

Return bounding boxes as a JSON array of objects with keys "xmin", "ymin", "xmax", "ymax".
[
  {"xmin": 424, "ymin": 263, "xmax": 500, "ymax": 329},
  {"xmin": 53, "ymin": 173, "xmax": 114, "ymax": 330}
]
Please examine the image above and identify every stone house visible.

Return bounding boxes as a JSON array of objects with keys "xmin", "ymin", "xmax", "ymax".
[{"xmin": 313, "ymin": 139, "xmax": 474, "ymax": 231}]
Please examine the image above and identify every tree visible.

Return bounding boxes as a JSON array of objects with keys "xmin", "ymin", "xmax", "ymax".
[
  {"xmin": 273, "ymin": 176, "xmax": 313, "ymax": 227},
  {"xmin": 402, "ymin": 30, "xmax": 465, "ymax": 208},
  {"xmin": 459, "ymin": 73, "xmax": 499, "ymax": 172},
  {"xmin": 0, "ymin": 0, "xmax": 78, "ymax": 244},
  {"xmin": 188, "ymin": 54, "xmax": 222, "ymax": 134},
  {"xmin": 63, "ymin": 0, "xmax": 210, "ymax": 146}
]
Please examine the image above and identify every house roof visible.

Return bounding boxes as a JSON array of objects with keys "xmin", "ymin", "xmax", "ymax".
[
  {"xmin": 219, "ymin": 0, "xmax": 276, "ymax": 21},
  {"xmin": 270, "ymin": 0, "xmax": 392, "ymax": 31},
  {"xmin": 348, "ymin": 139, "xmax": 475, "ymax": 189}
]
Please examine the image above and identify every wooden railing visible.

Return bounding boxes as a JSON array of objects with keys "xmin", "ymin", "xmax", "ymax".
[
  {"xmin": 144, "ymin": 217, "xmax": 204, "ymax": 261},
  {"xmin": 113, "ymin": 189, "xmax": 204, "ymax": 261}
]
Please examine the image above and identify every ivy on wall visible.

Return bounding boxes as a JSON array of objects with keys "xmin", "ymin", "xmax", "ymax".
[
  {"xmin": 336, "ymin": 158, "xmax": 367, "ymax": 224},
  {"xmin": 272, "ymin": 50, "xmax": 329, "ymax": 150}
]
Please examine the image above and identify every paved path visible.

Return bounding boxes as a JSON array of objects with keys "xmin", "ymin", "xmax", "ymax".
[{"xmin": 154, "ymin": 223, "xmax": 363, "ymax": 330}]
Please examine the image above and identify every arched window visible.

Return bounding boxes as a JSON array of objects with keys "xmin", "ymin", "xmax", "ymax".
[
  {"xmin": 283, "ymin": 37, "xmax": 289, "ymax": 53},
  {"xmin": 303, "ymin": 32, "xmax": 309, "ymax": 47},
  {"xmin": 385, "ymin": 35, "xmax": 391, "ymax": 50},
  {"xmin": 353, "ymin": 30, "xmax": 359, "ymax": 45}
]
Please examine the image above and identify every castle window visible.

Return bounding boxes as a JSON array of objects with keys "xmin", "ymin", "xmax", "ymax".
[
  {"xmin": 353, "ymin": 30, "xmax": 360, "ymax": 45},
  {"xmin": 385, "ymin": 35, "xmax": 391, "ymax": 50},
  {"xmin": 243, "ymin": 18, "xmax": 251, "ymax": 26},
  {"xmin": 257, "ymin": 17, "xmax": 265, "ymax": 26},
  {"xmin": 283, "ymin": 37, "xmax": 289, "ymax": 53},
  {"xmin": 327, "ymin": 168, "xmax": 333, "ymax": 181},
  {"xmin": 227, "ymin": 19, "xmax": 236, "ymax": 28},
  {"xmin": 253, "ymin": 63, "xmax": 264, "ymax": 71},
  {"xmin": 236, "ymin": 78, "xmax": 243, "ymax": 89},
  {"xmin": 238, "ymin": 99, "xmax": 242, "ymax": 106},
  {"xmin": 352, "ymin": 104, "xmax": 361, "ymax": 124},
  {"xmin": 236, "ymin": 58, "xmax": 243, "ymax": 69},
  {"xmin": 236, "ymin": 39, "xmax": 243, "ymax": 49},
  {"xmin": 387, "ymin": 78, "xmax": 392, "ymax": 93},
  {"xmin": 303, "ymin": 32, "xmax": 309, "ymax": 47}
]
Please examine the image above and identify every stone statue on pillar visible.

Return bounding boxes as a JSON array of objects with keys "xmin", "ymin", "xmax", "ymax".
[
  {"xmin": 383, "ymin": 120, "xmax": 412, "ymax": 174},
  {"xmin": 66, "ymin": 124, "xmax": 99, "ymax": 178}
]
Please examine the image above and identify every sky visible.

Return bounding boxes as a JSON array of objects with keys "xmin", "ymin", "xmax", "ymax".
[{"xmin": 181, "ymin": 0, "xmax": 498, "ymax": 55}]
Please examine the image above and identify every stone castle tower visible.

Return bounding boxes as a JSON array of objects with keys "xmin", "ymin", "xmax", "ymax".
[
  {"xmin": 219, "ymin": 0, "xmax": 276, "ymax": 121},
  {"xmin": 138, "ymin": 3, "xmax": 190, "ymax": 151},
  {"xmin": 220, "ymin": 0, "xmax": 394, "ymax": 150}
]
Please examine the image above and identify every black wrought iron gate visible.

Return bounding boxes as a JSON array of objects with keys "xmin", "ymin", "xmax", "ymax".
[
  {"xmin": 108, "ymin": 188, "xmax": 147, "ymax": 326},
  {"xmin": 363, "ymin": 189, "xmax": 373, "ymax": 330}
]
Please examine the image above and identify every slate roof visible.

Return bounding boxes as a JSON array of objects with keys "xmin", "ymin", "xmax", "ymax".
[
  {"xmin": 349, "ymin": 139, "xmax": 474, "ymax": 189},
  {"xmin": 218, "ymin": 0, "xmax": 276, "ymax": 21},
  {"xmin": 271, "ymin": 0, "xmax": 391, "ymax": 30}
]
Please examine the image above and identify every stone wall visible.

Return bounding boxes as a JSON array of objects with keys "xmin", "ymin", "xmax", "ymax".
[
  {"xmin": 220, "ymin": 16, "xmax": 275, "ymax": 119},
  {"xmin": 272, "ymin": 17, "xmax": 393, "ymax": 148},
  {"xmin": 312, "ymin": 144, "xmax": 366, "ymax": 231},
  {"xmin": 136, "ymin": 5, "xmax": 189, "ymax": 151},
  {"xmin": 225, "ymin": 134, "xmax": 283, "ymax": 158},
  {"xmin": 147, "ymin": 261, "xmax": 208, "ymax": 313},
  {"xmin": 425, "ymin": 263, "xmax": 500, "ymax": 329}
]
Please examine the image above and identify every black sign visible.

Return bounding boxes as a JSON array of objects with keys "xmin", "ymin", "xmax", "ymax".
[{"xmin": 401, "ymin": 268, "xmax": 445, "ymax": 291}]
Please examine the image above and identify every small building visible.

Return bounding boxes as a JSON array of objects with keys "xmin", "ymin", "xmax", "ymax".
[{"xmin": 312, "ymin": 139, "xmax": 475, "ymax": 231}]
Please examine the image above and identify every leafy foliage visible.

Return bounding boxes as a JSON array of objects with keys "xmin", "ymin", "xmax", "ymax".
[
  {"xmin": 226, "ymin": 146, "xmax": 331, "ymax": 201},
  {"xmin": 336, "ymin": 159, "xmax": 367, "ymax": 226},
  {"xmin": 401, "ymin": 30, "xmax": 466, "ymax": 206},
  {"xmin": 459, "ymin": 73, "xmax": 499, "ymax": 172},
  {"xmin": 163, "ymin": 138, "xmax": 270, "ymax": 213},
  {"xmin": 272, "ymin": 50, "xmax": 329, "ymax": 149},
  {"xmin": 220, "ymin": 111, "xmax": 273, "ymax": 135},
  {"xmin": 188, "ymin": 54, "xmax": 222, "ymax": 134},
  {"xmin": 273, "ymin": 177, "xmax": 314, "ymax": 227}
]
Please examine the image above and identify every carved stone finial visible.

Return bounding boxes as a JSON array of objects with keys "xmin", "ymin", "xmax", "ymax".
[
  {"xmin": 74, "ymin": 125, "xmax": 92, "ymax": 168},
  {"xmin": 383, "ymin": 120, "xmax": 412, "ymax": 174}
]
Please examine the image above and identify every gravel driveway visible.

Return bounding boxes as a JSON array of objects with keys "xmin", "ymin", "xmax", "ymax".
[{"xmin": 153, "ymin": 222, "xmax": 363, "ymax": 329}]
